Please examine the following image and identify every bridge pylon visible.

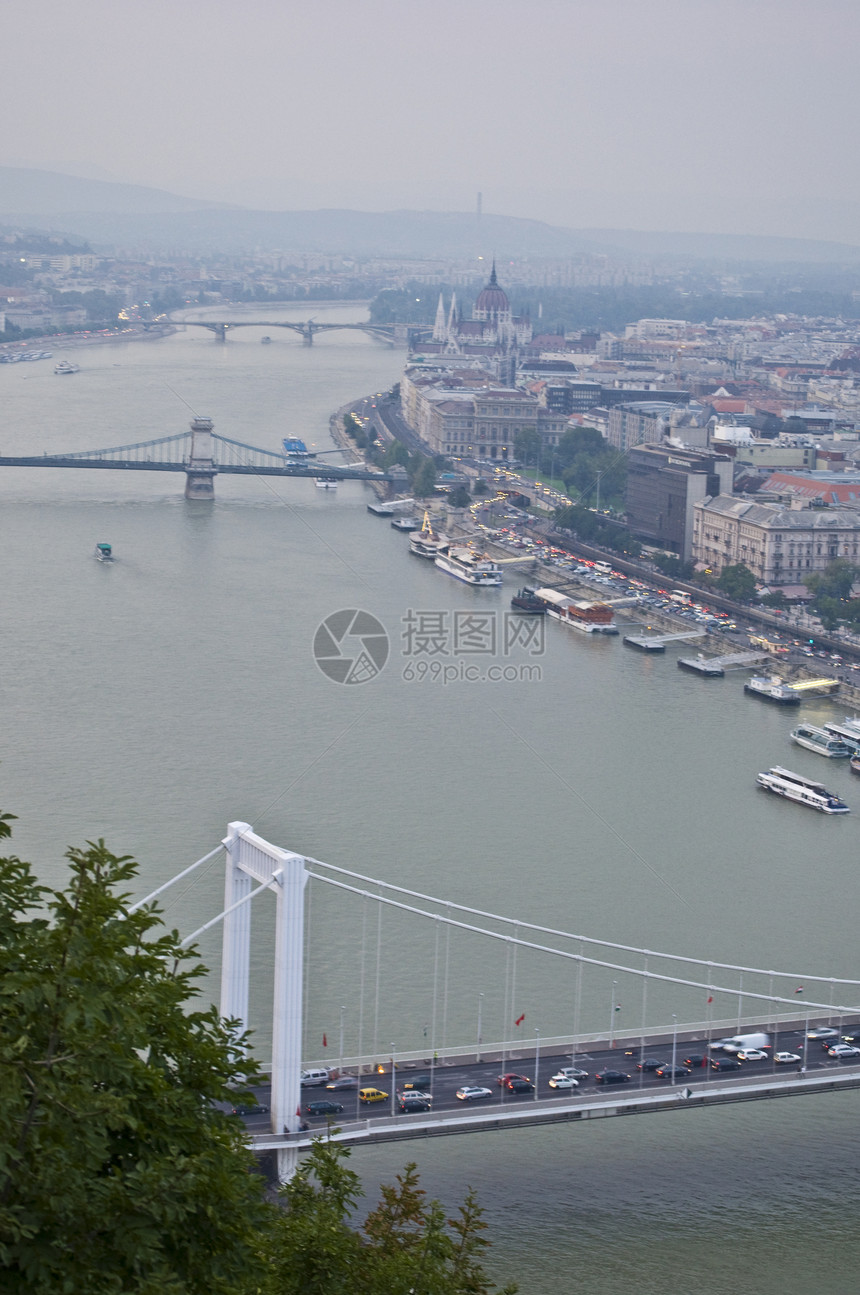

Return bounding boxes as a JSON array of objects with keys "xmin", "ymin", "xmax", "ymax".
[
  {"xmin": 221, "ymin": 822, "xmax": 308, "ymax": 1182},
  {"xmin": 184, "ymin": 417, "xmax": 218, "ymax": 500}
]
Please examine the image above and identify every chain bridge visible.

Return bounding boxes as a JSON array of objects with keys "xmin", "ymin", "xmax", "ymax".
[
  {"xmin": 135, "ymin": 822, "xmax": 860, "ymax": 1181},
  {"xmin": 0, "ymin": 416, "xmax": 403, "ymax": 498}
]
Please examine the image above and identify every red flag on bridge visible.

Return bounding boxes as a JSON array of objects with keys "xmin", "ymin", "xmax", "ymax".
[
  {"xmin": 795, "ymin": 986, "xmax": 804, "ymax": 994},
  {"xmin": 323, "ymin": 1033, "xmax": 327, "ymax": 1048},
  {"xmin": 707, "ymin": 996, "xmax": 713, "ymax": 1004},
  {"xmin": 515, "ymin": 1013, "xmax": 525, "ymax": 1026}
]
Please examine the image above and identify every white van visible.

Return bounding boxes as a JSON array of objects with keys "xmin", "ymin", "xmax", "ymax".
[
  {"xmin": 300, "ymin": 1068, "xmax": 331, "ymax": 1087},
  {"xmin": 718, "ymin": 1033, "xmax": 771, "ymax": 1054}
]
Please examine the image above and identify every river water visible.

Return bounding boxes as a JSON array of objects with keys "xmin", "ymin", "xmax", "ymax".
[{"xmin": 2, "ymin": 306, "xmax": 859, "ymax": 1293}]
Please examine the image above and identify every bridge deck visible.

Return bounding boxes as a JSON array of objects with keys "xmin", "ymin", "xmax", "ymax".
[{"xmin": 251, "ymin": 1065, "xmax": 860, "ymax": 1152}]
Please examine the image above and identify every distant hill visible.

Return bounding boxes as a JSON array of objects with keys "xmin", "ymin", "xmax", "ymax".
[
  {"xmin": 3, "ymin": 167, "xmax": 860, "ymax": 263},
  {"xmin": 0, "ymin": 166, "xmax": 228, "ymax": 215}
]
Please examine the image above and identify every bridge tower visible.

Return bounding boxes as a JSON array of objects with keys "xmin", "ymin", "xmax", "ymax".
[
  {"xmin": 184, "ymin": 416, "xmax": 218, "ymax": 500},
  {"xmin": 221, "ymin": 822, "xmax": 308, "ymax": 1182}
]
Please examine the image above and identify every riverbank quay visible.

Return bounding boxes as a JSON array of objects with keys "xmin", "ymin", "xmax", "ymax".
[{"xmin": 0, "ymin": 323, "xmax": 171, "ymax": 358}]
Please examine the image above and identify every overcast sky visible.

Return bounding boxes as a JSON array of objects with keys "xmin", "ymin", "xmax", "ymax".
[{"xmin": 4, "ymin": 0, "xmax": 860, "ymax": 242}]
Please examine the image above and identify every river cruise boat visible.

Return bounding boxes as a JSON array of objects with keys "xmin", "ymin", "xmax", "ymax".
[
  {"xmin": 435, "ymin": 545, "xmax": 502, "ymax": 586},
  {"xmin": 531, "ymin": 588, "xmax": 617, "ymax": 634},
  {"xmin": 409, "ymin": 511, "xmax": 448, "ymax": 559},
  {"xmin": 822, "ymin": 717, "xmax": 860, "ymax": 755},
  {"xmin": 790, "ymin": 723, "xmax": 851, "ymax": 758},
  {"xmin": 756, "ymin": 766, "xmax": 850, "ymax": 814},
  {"xmin": 314, "ymin": 476, "xmax": 339, "ymax": 489},
  {"xmin": 54, "ymin": 360, "xmax": 80, "ymax": 375},
  {"xmin": 744, "ymin": 675, "xmax": 801, "ymax": 705},
  {"xmin": 851, "ymin": 753, "xmax": 860, "ymax": 776},
  {"xmin": 510, "ymin": 587, "xmax": 546, "ymax": 614}
]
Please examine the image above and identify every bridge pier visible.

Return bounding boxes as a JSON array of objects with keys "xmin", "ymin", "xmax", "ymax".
[
  {"xmin": 300, "ymin": 323, "xmax": 314, "ymax": 346},
  {"xmin": 184, "ymin": 416, "xmax": 218, "ymax": 499},
  {"xmin": 213, "ymin": 323, "xmax": 227, "ymax": 342}
]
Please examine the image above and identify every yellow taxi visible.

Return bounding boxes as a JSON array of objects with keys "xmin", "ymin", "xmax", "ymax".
[{"xmin": 359, "ymin": 1087, "xmax": 388, "ymax": 1103}]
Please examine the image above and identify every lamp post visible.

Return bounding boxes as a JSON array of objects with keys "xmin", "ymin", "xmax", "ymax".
[
  {"xmin": 339, "ymin": 1005, "xmax": 346, "ymax": 1071},
  {"xmin": 390, "ymin": 1044, "xmax": 396, "ymax": 1118},
  {"xmin": 534, "ymin": 1028, "xmax": 540, "ymax": 1101},
  {"xmin": 608, "ymin": 980, "xmax": 618, "ymax": 1049},
  {"xmin": 476, "ymin": 992, "xmax": 484, "ymax": 1063},
  {"xmin": 671, "ymin": 1013, "xmax": 678, "ymax": 1087}
]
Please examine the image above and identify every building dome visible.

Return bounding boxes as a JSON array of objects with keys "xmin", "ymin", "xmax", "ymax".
[{"xmin": 474, "ymin": 262, "xmax": 510, "ymax": 318}]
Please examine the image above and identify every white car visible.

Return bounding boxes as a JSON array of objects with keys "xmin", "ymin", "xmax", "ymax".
[
  {"xmin": 735, "ymin": 1048, "xmax": 769, "ymax": 1061},
  {"xmin": 828, "ymin": 1044, "xmax": 860, "ymax": 1059},
  {"xmin": 807, "ymin": 1026, "xmax": 840, "ymax": 1040},
  {"xmin": 455, "ymin": 1085, "xmax": 493, "ymax": 1101},
  {"xmin": 548, "ymin": 1075, "xmax": 579, "ymax": 1089},
  {"xmin": 774, "ymin": 1051, "xmax": 801, "ymax": 1065}
]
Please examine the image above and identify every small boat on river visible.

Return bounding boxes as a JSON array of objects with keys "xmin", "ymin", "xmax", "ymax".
[
  {"xmin": 756, "ymin": 766, "xmax": 850, "ymax": 814},
  {"xmin": 790, "ymin": 722, "xmax": 851, "ymax": 758},
  {"xmin": 94, "ymin": 542, "xmax": 113, "ymax": 562}
]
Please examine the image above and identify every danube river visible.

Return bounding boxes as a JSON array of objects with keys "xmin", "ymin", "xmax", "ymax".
[{"xmin": 2, "ymin": 306, "xmax": 859, "ymax": 1294}]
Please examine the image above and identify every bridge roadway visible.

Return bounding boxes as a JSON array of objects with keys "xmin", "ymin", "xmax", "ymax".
[
  {"xmin": 0, "ymin": 454, "xmax": 394, "ymax": 483},
  {"xmin": 238, "ymin": 1020, "xmax": 860, "ymax": 1152}
]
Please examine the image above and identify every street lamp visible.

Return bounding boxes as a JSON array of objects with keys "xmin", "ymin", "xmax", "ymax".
[
  {"xmin": 389, "ymin": 1044, "xmax": 397, "ymax": 1118},
  {"xmin": 608, "ymin": 980, "xmax": 618, "ymax": 1049},
  {"xmin": 671, "ymin": 1014, "xmax": 678, "ymax": 1087},
  {"xmin": 534, "ymin": 1028, "xmax": 540, "ymax": 1101},
  {"xmin": 476, "ymin": 992, "xmax": 484, "ymax": 1063},
  {"xmin": 339, "ymin": 1005, "xmax": 346, "ymax": 1070}
]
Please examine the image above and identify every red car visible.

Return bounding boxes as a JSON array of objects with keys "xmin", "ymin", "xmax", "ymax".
[{"xmin": 497, "ymin": 1072, "xmax": 529, "ymax": 1087}]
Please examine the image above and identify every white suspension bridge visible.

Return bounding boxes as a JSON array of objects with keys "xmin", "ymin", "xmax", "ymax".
[{"xmin": 134, "ymin": 823, "xmax": 860, "ymax": 1180}]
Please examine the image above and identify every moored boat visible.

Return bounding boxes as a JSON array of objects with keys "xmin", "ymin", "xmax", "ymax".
[
  {"xmin": 391, "ymin": 516, "xmax": 418, "ymax": 531},
  {"xmin": 790, "ymin": 723, "xmax": 851, "ymax": 758},
  {"xmin": 314, "ymin": 476, "xmax": 339, "ymax": 489},
  {"xmin": 756, "ymin": 765, "xmax": 850, "ymax": 813},
  {"xmin": 435, "ymin": 545, "xmax": 502, "ymax": 586},
  {"xmin": 678, "ymin": 654, "xmax": 724, "ymax": 677},
  {"xmin": 531, "ymin": 588, "xmax": 617, "ymax": 633},
  {"xmin": 822, "ymin": 717, "xmax": 860, "ymax": 755},
  {"xmin": 744, "ymin": 675, "xmax": 801, "ymax": 704},
  {"xmin": 851, "ymin": 753, "xmax": 860, "ymax": 776},
  {"xmin": 409, "ymin": 510, "xmax": 448, "ymax": 559},
  {"xmin": 510, "ymin": 587, "xmax": 546, "ymax": 614}
]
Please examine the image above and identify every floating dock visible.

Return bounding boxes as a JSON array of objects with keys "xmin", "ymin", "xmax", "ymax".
[
  {"xmin": 677, "ymin": 650, "xmax": 768, "ymax": 677},
  {"xmin": 623, "ymin": 630, "xmax": 705, "ymax": 653}
]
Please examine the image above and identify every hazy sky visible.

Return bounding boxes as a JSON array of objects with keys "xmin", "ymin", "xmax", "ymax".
[{"xmin": 4, "ymin": 0, "xmax": 860, "ymax": 242}]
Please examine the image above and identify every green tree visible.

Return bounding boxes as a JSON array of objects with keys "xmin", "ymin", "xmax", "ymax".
[
  {"xmin": 513, "ymin": 427, "xmax": 541, "ymax": 467},
  {"xmin": 653, "ymin": 552, "xmax": 695, "ymax": 581},
  {"xmin": 0, "ymin": 819, "xmax": 270, "ymax": 1295},
  {"xmin": 447, "ymin": 485, "xmax": 472, "ymax": 508},
  {"xmin": 716, "ymin": 562, "xmax": 756, "ymax": 601},
  {"xmin": 411, "ymin": 456, "xmax": 437, "ymax": 498},
  {"xmin": 473, "ymin": 478, "xmax": 489, "ymax": 496},
  {"xmin": 257, "ymin": 1138, "xmax": 515, "ymax": 1295}
]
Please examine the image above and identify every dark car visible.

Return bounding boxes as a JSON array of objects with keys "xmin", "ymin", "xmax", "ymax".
[
  {"xmin": 305, "ymin": 1100, "xmax": 344, "ymax": 1117},
  {"xmin": 655, "ymin": 1064, "xmax": 691, "ymax": 1079},
  {"xmin": 711, "ymin": 1057, "xmax": 741, "ymax": 1071},
  {"xmin": 401, "ymin": 1074, "xmax": 431, "ymax": 1091},
  {"xmin": 497, "ymin": 1072, "xmax": 529, "ymax": 1086},
  {"xmin": 636, "ymin": 1058, "xmax": 667, "ymax": 1072},
  {"xmin": 595, "ymin": 1070, "xmax": 631, "ymax": 1085},
  {"xmin": 683, "ymin": 1054, "xmax": 708, "ymax": 1068},
  {"xmin": 326, "ymin": 1075, "xmax": 358, "ymax": 1090},
  {"xmin": 231, "ymin": 1102, "xmax": 270, "ymax": 1116},
  {"xmin": 506, "ymin": 1077, "xmax": 534, "ymax": 1093},
  {"xmin": 399, "ymin": 1095, "xmax": 432, "ymax": 1112}
]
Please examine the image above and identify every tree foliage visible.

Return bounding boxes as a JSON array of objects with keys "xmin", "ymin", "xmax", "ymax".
[
  {"xmin": 652, "ymin": 552, "xmax": 695, "ymax": 581},
  {"xmin": 257, "ymin": 1138, "xmax": 515, "ymax": 1295},
  {"xmin": 0, "ymin": 825, "xmax": 270, "ymax": 1295},
  {"xmin": 553, "ymin": 503, "xmax": 641, "ymax": 557},
  {"xmin": 716, "ymin": 562, "xmax": 756, "ymax": 601}
]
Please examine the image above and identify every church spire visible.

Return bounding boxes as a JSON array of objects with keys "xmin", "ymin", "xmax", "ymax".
[
  {"xmin": 432, "ymin": 292, "xmax": 447, "ymax": 342},
  {"xmin": 489, "ymin": 258, "xmax": 498, "ymax": 286}
]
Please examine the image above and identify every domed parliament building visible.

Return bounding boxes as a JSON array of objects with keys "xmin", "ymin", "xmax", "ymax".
[{"xmin": 429, "ymin": 263, "xmax": 532, "ymax": 354}]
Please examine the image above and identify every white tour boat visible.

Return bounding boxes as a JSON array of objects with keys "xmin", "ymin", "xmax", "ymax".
[
  {"xmin": 54, "ymin": 360, "xmax": 80, "ymax": 375},
  {"xmin": 435, "ymin": 545, "xmax": 502, "ymax": 586},
  {"xmin": 823, "ymin": 717, "xmax": 860, "ymax": 755},
  {"xmin": 790, "ymin": 722, "xmax": 852, "ymax": 758},
  {"xmin": 314, "ymin": 476, "xmax": 339, "ymax": 489},
  {"xmin": 756, "ymin": 766, "xmax": 850, "ymax": 814},
  {"xmin": 409, "ymin": 510, "xmax": 448, "ymax": 559}
]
